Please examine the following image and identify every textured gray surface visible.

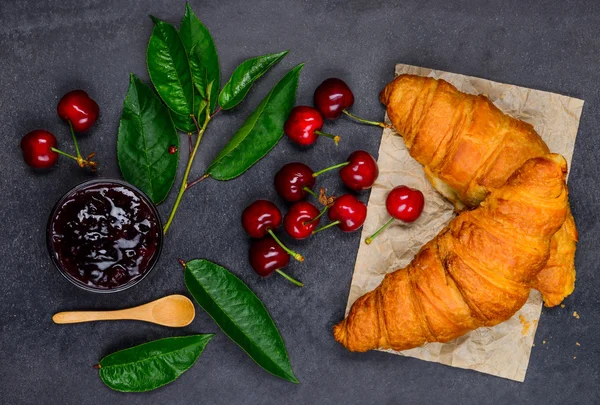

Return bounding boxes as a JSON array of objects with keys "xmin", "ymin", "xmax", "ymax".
[{"xmin": 0, "ymin": 0, "xmax": 598, "ymax": 404}]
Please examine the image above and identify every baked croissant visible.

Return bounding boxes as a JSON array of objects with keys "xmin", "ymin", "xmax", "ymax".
[
  {"xmin": 334, "ymin": 154, "xmax": 569, "ymax": 352},
  {"xmin": 380, "ymin": 74, "xmax": 576, "ymax": 307}
]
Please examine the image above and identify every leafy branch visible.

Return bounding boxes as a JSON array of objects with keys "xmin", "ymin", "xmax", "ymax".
[{"xmin": 117, "ymin": 2, "xmax": 301, "ymax": 234}]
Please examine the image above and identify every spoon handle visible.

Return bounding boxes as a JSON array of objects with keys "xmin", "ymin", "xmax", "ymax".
[{"xmin": 52, "ymin": 308, "xmax": 148, "ymax": 324}]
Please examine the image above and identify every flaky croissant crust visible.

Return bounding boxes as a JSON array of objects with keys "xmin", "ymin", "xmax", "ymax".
[
  {"xmin": 379, "ymin": 74, "xmax": 576, "ymax": 307},
  {"xmin": 335, "ymin": 154, "xmax": 568, "ymax": 352}
]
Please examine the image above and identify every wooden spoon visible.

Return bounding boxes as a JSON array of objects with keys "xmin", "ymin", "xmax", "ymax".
[{"xmin": 52, "ymin": 294, "xmax": 195, "ymax": 327}]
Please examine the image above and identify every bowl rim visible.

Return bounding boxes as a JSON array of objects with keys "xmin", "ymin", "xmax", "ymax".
[{"xmin": 46, "ymin": 178, "xmax": 163, "ymax": 294}]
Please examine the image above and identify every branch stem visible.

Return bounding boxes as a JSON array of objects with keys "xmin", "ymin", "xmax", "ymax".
[
  {"xmin": 210, "ymin": 106, "xmax": 221, "ymax": 119},
  {"xmin": 163, "ymin": 110, "xmax": 211, "ymax": 235},
  {"xmin": 186, "ymin": 174, "xmax": 209, "ymax": 190}
]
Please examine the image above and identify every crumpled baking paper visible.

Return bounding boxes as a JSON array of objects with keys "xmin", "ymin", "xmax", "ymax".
[{"xmin": 344, "ymin": 64, "xmax": 584, "ymax": 382}]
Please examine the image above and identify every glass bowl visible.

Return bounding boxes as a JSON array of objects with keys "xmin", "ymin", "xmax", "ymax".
[{"xmin": 46, "ymin": 179, "xmax": 163, "ymax": 293}]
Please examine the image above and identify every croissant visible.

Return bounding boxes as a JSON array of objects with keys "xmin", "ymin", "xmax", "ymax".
[
  {"xmin": 334, "ymin": 154, "xmax": 569, "ymax": 352},
  {"xmin": 380, "ymin": 74, "xmax": 576, "ymax": 307}
]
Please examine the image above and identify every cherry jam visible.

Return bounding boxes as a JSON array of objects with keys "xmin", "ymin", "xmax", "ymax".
[{"xmin": 47, "ymin": 180, "xmax": 162, "ymax": 292}]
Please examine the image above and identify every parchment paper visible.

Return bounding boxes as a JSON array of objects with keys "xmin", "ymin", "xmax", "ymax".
[{"xmin": 345, "ymin": 64, "xmax": 584, "ymax": 382}]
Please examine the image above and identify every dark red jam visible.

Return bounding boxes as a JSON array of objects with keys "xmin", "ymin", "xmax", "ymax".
[{"xmin": 48, "ymin": 180, "xmax": 162, "ymax": 291}]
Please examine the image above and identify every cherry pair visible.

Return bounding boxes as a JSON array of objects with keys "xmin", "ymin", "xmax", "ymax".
[
  {"xmin": 284, "ymin": 78, "xmax": 388, "ymax": 147},
  {"xmin": 365, "ymin": 186, "xmax": 425, "ymax": 244},
  {"xmin": 242, "ymin": 200, "xmax": 305, "ymax": 287},
  {"xmin": 285, "ymin": 192, "xmax": 367, "ymax": 239},
  {"xmin": 20, "ymin": 90, "xmax": 99, "ymax": 170},
  {"xmin": 274, "ymin": 150, "xmax": 379, "ymax": 203}
]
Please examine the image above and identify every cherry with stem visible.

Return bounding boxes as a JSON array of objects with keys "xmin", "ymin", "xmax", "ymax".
[
  {"xmin": 284, "ymin": 201, "xmax": 322, "ymax": 240},
  {"xmin": 274, "ymin": 162, "xmax": 317, "ymax": 203},
  {"xmin": 20, "ymin": 129, "xmax": 96, "ymax": 170},
  {"xmin": 57, "ymin": 90, "xmax": 100, "ymax": 168},
  {"xmin": 365, "ymin": 185, "xmax": 425, "ymax": 244},
  {"xmin": 284, "ymin": 106, "xmax": 341, "ymax": 146},
  {"xmin": 314, "ymin": 78, "xmax": 390, "ymax": 128},
  {"xmin": 312, "ymin": 194, "xmax": 367, "ymax": 234},
  {"xmin": 311, "ymin": 150, "xmax": 379, "ymax": 191},
  {"xmin": 249, "ymin": 237, "xmax": 303, "ymax": 287}
]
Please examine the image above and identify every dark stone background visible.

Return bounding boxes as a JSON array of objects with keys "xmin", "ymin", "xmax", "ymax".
[{"xmin": 0, "ymin": 0, "xmax": 598, "ymax": 404}]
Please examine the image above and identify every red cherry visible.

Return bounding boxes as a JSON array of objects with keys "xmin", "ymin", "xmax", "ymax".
[
  {"xmin": 366, "ymin": 186, "xmax": 425, "ymax": 244},
  {"xmin": 241, "ymin": 200, "xmax": 282, "ymax": 238},
  {"xmin": 20, "ymin": 130, "xmax": 59, "ymax": 169},
  {"xmin": 314, "ymin": 78, "xmax": 354, "ymax": 120},
  {"xmin": 284, "ymin": 106, "xmax": 340, "ymax": 146},
  {"xmin": 249, "ymin": 237, "xmax": 303, "ymax": 287},
  {"xmin": 339, "ymin": 150, "xmax": 379, "ymax": 191},
  {"xmin": 168, "ymin": 145, "xmax": 178, "ymax": 154},
  {"xmin": 386, "ymin": 186, "xmax": 425, "ymax": 222},
  {"xmin": 312, "ymin": 194, "xmax": 367, "ymax": 234},
  {"xmin": 274, "ymin": 162, "xmax": 316, "ymax": 202},
  {"xmin": 249, "ymin": 237, "xmax": 290, "ymax": 277},
  {"xmin": 284, "ymin": 201, "xmax": 321, "ymax": 239},
  {"xmin": 57, "ymin": 90, "xmax": 99, "ymax": 133}
]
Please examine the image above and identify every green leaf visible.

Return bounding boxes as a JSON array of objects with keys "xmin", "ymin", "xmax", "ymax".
[
  {"xmin": 99, "ymin": 334, "xmax": 214, "ymax": 392},
  {"xmin": 206, "ymin": 63, "xmax": 303, "ymax": 180},
  {"xmin": 171, "ymin": 74, "xmax": 211, "ymax": 133},
  {"xmin": 117, "ymin": 74, "xmax": 179, "ymax": 204},
  {"xmin": 218, "ymin": 50, "xmax": 289, "ymax": 110},
  {"xmin": 184, "ymin": 259, "xmax": 299, "ymax": 384},
  {"xmin": 189, "ymin": 46, "xmax": 207, "ymax": 98},
  {"xmin": 197, "ymin": 98, "xmax": 208, "ymax": 118},
  {"xmin": 147, "ymin": 15, "xmax": 194, "ymax": 116},
  {"xmin": 179, "ymin": 3, "xmax": 220, "ymax": 112},
  {"xmin": 171, "ymin": 111, "xmax": 196, "ymax": 133}
]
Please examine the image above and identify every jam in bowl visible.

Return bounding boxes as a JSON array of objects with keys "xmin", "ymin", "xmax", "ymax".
[{"xmin": 47, "ymin": 179, "xmax": 162, "ymax": 293}]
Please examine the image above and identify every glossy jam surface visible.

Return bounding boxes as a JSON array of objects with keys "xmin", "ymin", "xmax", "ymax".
[{"xmin": 48, "ymin": 181, "xmax": 161, "ymax": 290}]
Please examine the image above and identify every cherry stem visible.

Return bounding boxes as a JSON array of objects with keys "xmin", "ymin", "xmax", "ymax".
[
  {"xmin": 342, "ymin": 109, "xmax": 390, "ymax": 128},
  {"xmin": 177, "ymin": 258, "xmax": 187, "ymax": 268},
  {"xmin": 186, "ymin": 174, "xmax": 209, "ymax": 191},
  {"xmin": 268, "ymin": 229, "xmax": 304, "ymax": 262},
  {"xmin": 187, "ymin": 132, "xmax": 193, "ymax": 155},
  {"xmin": 312, "ymin": 220, "xmax": 340, "ymax": 235},
  {"xmin": 312, "ymin": 161, "xmax": 349, "ymax": 177},
  {"xmin": 51, "ymin": 147, "xmax": 78, "ymax": 161},
  {"xmin": 163, "ymin": 109, "xmax": 211, "ymax": 235},
  {"xmin": 365, "ymin": 218, "xmax": 395, "ymax": 245},
  {"xmin": 51, "ymin": 147, "xmax": 95, "ymax": 170},
  {"xmin": 304, "ymin": 206, "xmax": 328, "ymax": 225},
  {"xmin": 315, "ymin": 130, "xmax": 340, "ymax": 146},
  {"xmin": 275, "ymin": 269, "xmax": 304, "ymax": 287},
  {"xmin": 303, "ymin": 187, "xmax": 318, "ymax": 199},
  {"xmin": 68, "ymin": 120, "xmax": 84, "ymax": 166}
]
